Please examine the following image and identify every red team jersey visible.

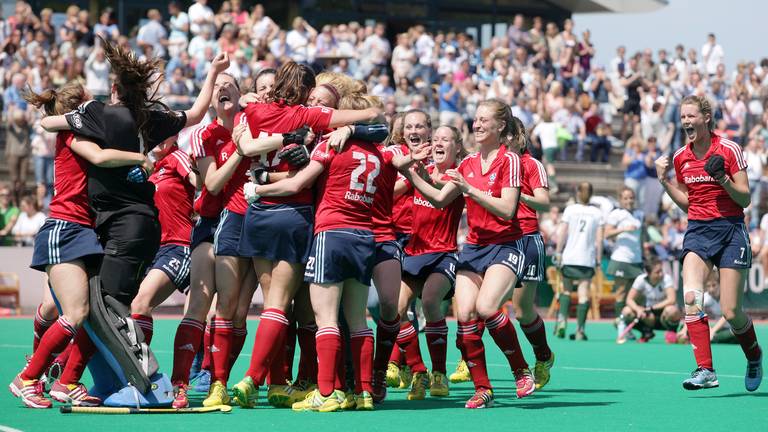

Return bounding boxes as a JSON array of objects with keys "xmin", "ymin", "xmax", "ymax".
[
  {"xmin": 310, "ymin": 140, "xmax": 394, "ymax": 233},
  {"xmin": 48, "ymin": 132, "xmax": 92, "ymax": 226},
  {"xmin": 150, "ymin": 148, "xmax": 195, "ymax": 246},
  {"xmin": 391, "ymin": 175, "xmax": 413, "ymax": 234},
  {"xmin": 190, "ymin": 121, "xmax": 230, "ymax": 218},
  {"xmin": 243, "ymin": 102, "xmax": 333, "ymax": 206},
  {"xmin": 673, "ymin": 134, "xmax": 747, "ymax": 221},
  {"xmin": 518, "ymin": 152, "xmax": 549, "ymax": 235},
  {"xmin": 405, "ymin": 164, "xmax": 465, "ymax": 255},
  {"xmin": 457, "ymin": 146, "xmax": 522, "ymax": 245},
  {"xmin": 371, "ymin": 145, "xmax": 405, "ymax": 242},
  {"xmin": 220, "ymin": 113, "xmax": 251, "ymax": 215}
]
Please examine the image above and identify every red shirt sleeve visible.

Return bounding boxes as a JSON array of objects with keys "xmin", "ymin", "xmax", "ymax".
[
  {"xmin": 310, "ymin": 141, "xmax": 334, "ymax": 169},
  {"xmin": 528, "ymin": 158, "xmax": 549, "ymax": 189},
  {"xmin": 171, "ymin": 150, "xmax": 193, "ymax": 178},
  {"xmin": 191, "ymin": 125, "xmax": 211, "ymax": 159},
  {"xmin": 503, "ymin": 152, "xmax": 522, "ymax": 188},
  {"xmin": 297, "ymin": 105, "xmax": 333, "ymax": 131},
  {"xmin": 674, "ymin": 153, "xmax": 685, "ymax": 185},
  {"xmin": 722, "ymin": 139, "xmax": 747, "ymax": 176}
]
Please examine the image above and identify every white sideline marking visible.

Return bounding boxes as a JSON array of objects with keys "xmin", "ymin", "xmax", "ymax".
[{"xmin": 0, "ymin": 425, "xmax": 24, "ymax": 432}]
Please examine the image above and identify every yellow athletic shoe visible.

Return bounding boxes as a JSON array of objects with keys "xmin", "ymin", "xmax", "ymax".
[
  {"xmin": 534, "ymin": 352, "xmax": 555, "ymax": 390},
  {"xmin": 267, "ymin": 384, "xmax": 305, "ymax": 408},
  {"xmin": 291, "ymin": 389, "xmax": 343, "ymax": 412},
  {"xmin": 407, "ymin": 372, "xmax": 430, "ymax": 400},
  {"xmin": 398, "ymin": 365, "xmax": 412, "ymax": 389},
  {"xmin": 231, "ymin": 376, "xmax": 258, "ymax": 408},
  {"xmin": 339, "ymin": 391, "xmax": 356, "ymax": 410},
  {"xmin": 202, "ymin": 380, "xmax": 230, "ymax": 407},
  {"xmin": 430, "ymin": 372, "xmax": 449, "ymax": 397},
  {"xmin": 288, "ymin": 379, "xmax": 317, "ymax": 401},
  {"xmin": 385, "ymin": 362, "xmax": 401, "ymax": 388},
  {"xmin": 449, "ymin": 360, "xmax": 471, "ymax": 383},
  {"xmin": 355, "ymin": 391, "xmax": 374, "ymax": 411}
]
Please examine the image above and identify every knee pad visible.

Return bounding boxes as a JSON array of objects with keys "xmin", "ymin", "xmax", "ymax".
[
  {"xmin": 86, "ymin": 275, "xmax": 159, "ymax": 394},
  {"xmin": 683, "ymin": 286, "xmax": 704, "ymax": 315}
]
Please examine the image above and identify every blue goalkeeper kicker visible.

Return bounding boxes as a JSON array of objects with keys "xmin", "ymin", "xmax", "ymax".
[{"xmin": 50, "ymin": 276, "xmax": 174, "ymax": 407}]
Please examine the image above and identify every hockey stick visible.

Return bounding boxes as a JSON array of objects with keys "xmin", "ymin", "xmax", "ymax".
[
  {"xmin": 60, "ymin": 405, "xmax": 233, "ymax": 415},
  {"xmin": 617, "ymin": 318, "xmax": 640, "ymax": 341}
]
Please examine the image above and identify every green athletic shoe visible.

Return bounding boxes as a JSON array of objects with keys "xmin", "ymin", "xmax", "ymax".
[{"xmin": 232, "ymin": 376, "xmax": 258, "ymax": 408}]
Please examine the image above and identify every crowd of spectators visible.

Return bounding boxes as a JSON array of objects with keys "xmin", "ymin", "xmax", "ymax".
[{"xmin": 2, "ymin": 0, "xmax": 768, "ymax": 265}]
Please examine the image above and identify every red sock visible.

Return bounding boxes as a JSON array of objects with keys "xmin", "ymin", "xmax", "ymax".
[
  {"xmin": 350, "ymin": 328, "xmax": 374, "ymax": 393},
  {"xmin": 210, "ymin": 319, "xmax": 234, "ymax": 385},
  {"xmin": 733, "ymin": 318, "xmax": 762, "ymax": 362},
  {"xmin": 296, "ymin": 323, "xmax": 317, "ymax": 382},
  {"xmin": 201, "ymin": 320, "xmax": 213, "ymax": 371},
  {"xmin": 245, "ymin": 308, "xmax": 289, "ymax": 385},
  {"xmin": 520, "ymin": 314, "xmax": 552, "ymax": 362},
  {"xmin": 456, "ymin": 320, "xmax": 491, "ymax": 391},
  {"xmin": 425, "ymin": 320, "xmax": 448, "ymax": 374},
  {"xmin": 388, "ymin": 341, "xmax": 402, "ymax": 364},
  {"xmin": 229, "ymin": 326, "xmax": 248, "ymax": 371},
  {"xmin": 685, "ymin": 314, "xmax": 714, "ymax": 369},
  {"xmin": 283, "ymin": 321, "xmax": 297, "ymax": 382},
  {"xmin": 33, "ymin": 304, "xmax": 55, "ymax": 353},
  {"xmin": 267, "ymin": 328, "xmax": 288, "ymax": 385},
  {"xmin": 53, "ymin": 343, "xmax": 73, "ymax": 365},
  {"xmin": 486, "ymin": 311, "xmax": 528, "ymax": 371},
  {"xmin": 131, "ymin": 314, "xmax": 154, "ymax": 346},
  {"xmin": 59, "ymin": 329, "xmax": 97, "ymax": 385},
  {"xmin": 397, "ymin": 322, "xmax": 427, "ymax": 373},
  {"xmin": 374, "ymin": 316, "xmax": 400, "ymax": 373},
  {"xmin": 22, "ymin": 317, "xmax": 76, "ymax": 380},
  {"xmin": 171, "ymin": 318, "xmax": 205, "ymax": 385},
  {"xmin": 316, "ymin": 326, "xmax": 342, "ymax": 396}
]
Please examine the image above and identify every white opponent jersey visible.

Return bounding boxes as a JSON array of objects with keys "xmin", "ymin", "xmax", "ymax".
[
  {"xmin": 561, "ymin": 203, "xmax": 604, "ymax": 267},
  {"xmin": 606, "ymin": 207, "xmax": 643, "ymax": 264},
  {"xmin": 631, "ymin": 273, "xmax": 672, "ymax": 307}
]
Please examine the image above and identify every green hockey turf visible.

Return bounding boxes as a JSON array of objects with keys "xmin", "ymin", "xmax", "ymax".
[{"xmin": 0, "ymin": 318, "xmax": 764, "ymax": 432}]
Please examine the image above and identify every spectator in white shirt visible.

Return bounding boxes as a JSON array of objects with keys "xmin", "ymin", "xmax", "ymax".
[
  {"xmin": 249, "ymin": 4, "xmax": 279, "ymax": 47},
  {"xmin": 188, "ymin": 0, "xmax": 215, "ymax": 36},
  {"xmin": 701, "ymin": 33, "xmax": 724, "ymax": 77},
  {"xmin": 85, "ymin": 46, "xmax": 110, "ymax": 100},
  {"xmin": 12, "ymin": 196, "xmax": 45, "ymax": 246},
  {"xmin": 167, "ymin": 1, "xmax": 190, "ymax": 58},
  {"xmin": 286, "ymin": 16, "xmax": 316, "ymax": 64},
  {"xmin": 188, "ymin": 26, "xmax": 217, "ymax": 63}
]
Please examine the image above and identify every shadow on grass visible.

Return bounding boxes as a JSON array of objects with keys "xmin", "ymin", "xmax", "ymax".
[{"xmin": 692, "ymin": 392, "xmax": 768, "ymax": 398}]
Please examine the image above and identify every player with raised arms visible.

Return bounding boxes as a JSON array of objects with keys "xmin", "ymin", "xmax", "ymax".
[
  {"xmin": 229, "ymin": 61, "xmax": 383, "ymax": 408},
  {"xmin": 405, "ymin": 99, "xmax": 533, "ymax": 409},
  {"xmin": 243, "ymin": 94, "xmax": 429, "ymax": 411},
  {"xmin": 655, "ymin": 95, "xmax": 762, "ymax": 391},
  {"xmin": 11, "ymin": 83, "xmax": 151, "ymax": 408}
]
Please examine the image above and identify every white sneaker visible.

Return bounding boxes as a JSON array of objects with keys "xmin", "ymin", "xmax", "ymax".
[{"xmin": 746, "ymin": 354, "xmax": 762, "ymax": 392}]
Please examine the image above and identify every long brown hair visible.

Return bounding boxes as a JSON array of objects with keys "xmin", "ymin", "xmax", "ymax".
[
  {"xmin": 99, "ymin": 35, "xmax": 166, "ymax": 144},
  {"xmin": 268, "ymin": 61, "xmax": 315, "ymax": 106},
  {"xmin": 24, "ymin": 82, "xmax": 89, "ymax": 116}
]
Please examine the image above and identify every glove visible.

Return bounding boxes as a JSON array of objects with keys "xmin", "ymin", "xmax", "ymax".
[
  {"xmin": 703, "ymin": 154, "xmax": 726, "ymax": 182},
  {"xmin": 243, "ymin": 181, "xmax": 260, "ymax": 204},
  {"xmin": 283, "ymin": 126, "xmax": 310, "ymax": 146},
  {"xmin": 126, "ymin": 166, "xmax": 148, "ymax": 183},
  {"xmin": 278, "ymin": 143, "xmax": 310, "ymax": 168},
  {"xmin": 250, "ymin": 164, "xmax": 269, "ymax": 185}
]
